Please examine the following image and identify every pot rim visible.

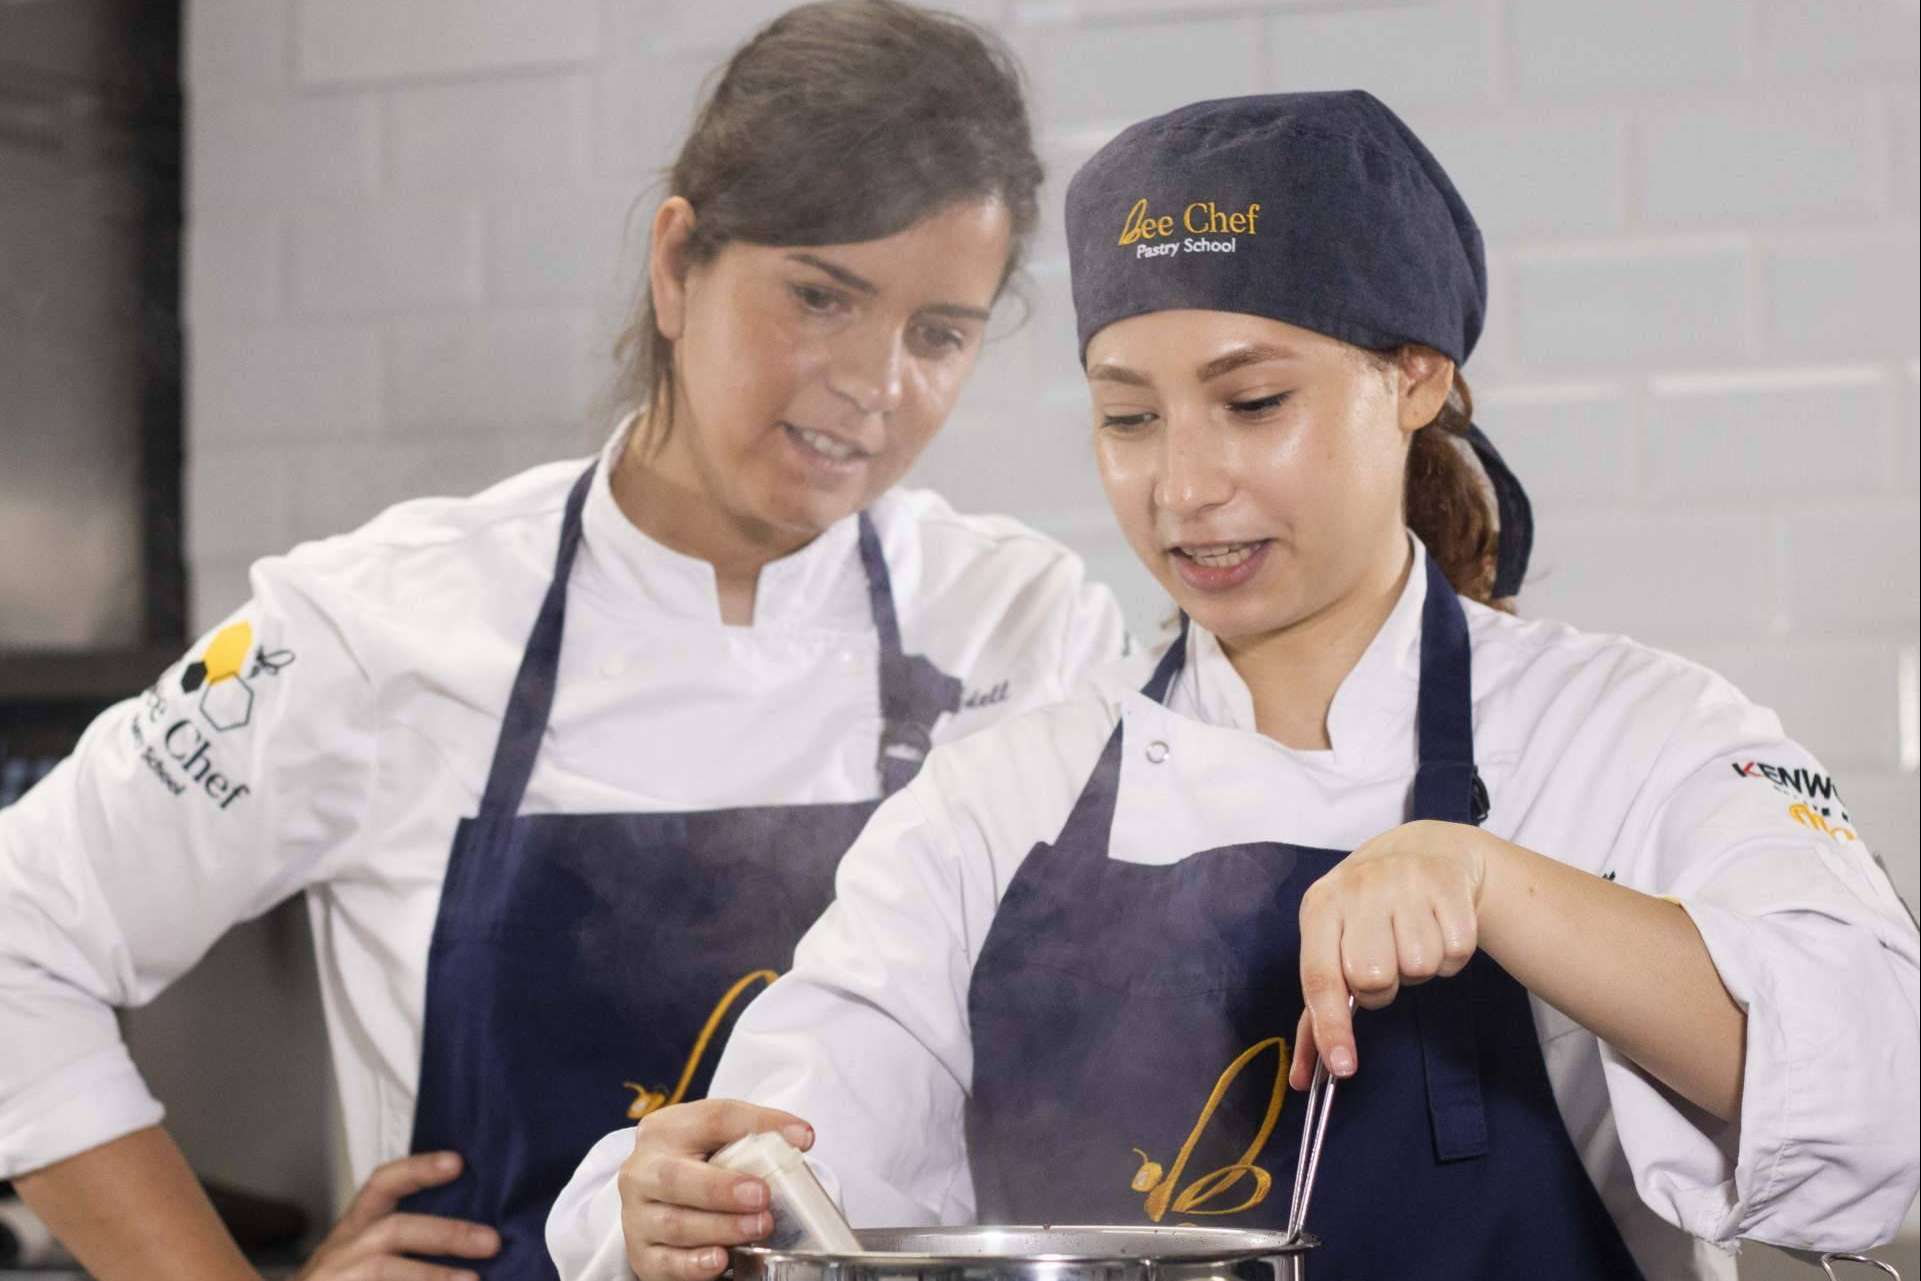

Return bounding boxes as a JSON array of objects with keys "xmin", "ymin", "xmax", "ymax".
[{"xmin": 733, "ymin": 1224, "xmax": 1321, "ymax": 1264}]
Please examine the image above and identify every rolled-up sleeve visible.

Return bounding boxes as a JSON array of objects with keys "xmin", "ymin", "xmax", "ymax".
[
  {"xmin": 1602, "ymin": 684, "xmax": 1920, "ymax": 1250},
  {"xmin": 0, "ymin": 563, "xmax": 374, "ymax": 1177}
]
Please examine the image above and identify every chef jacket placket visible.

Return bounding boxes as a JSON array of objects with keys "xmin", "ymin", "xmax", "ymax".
[
  {"xmin": 400, "ymin": 464, "xmax": 960, "ymax": 1278},
  {"xmin": 963, "ymin": 552, "xmax": 1645, "ymax": 1279}
]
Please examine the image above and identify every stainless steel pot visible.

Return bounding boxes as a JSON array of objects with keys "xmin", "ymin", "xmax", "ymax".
[
  {"xmin": 732, "ymin": 1225, "xmax": 1915, "ymax": 1281},
  {"xmin": 726, "ymin": 1036, "xmax": 1901, "ymax": 1281},
  {"xmin": 732, "ymin": 1226, "xmax": 1317, "ymax": 1281}
]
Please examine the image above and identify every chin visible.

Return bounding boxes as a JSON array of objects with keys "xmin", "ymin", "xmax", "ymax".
[
  {"xmin": 1185, "ymin": 607, "xmax": 1260, "ymax": 646},
  {"xmin": 761, "ymin": 462, "xmax": 893, "ymax": 533},
  {"xmin": 759, "ymin": 491, "xmax": 863, "ymax": 539},
  {"xmin": 1172, "ymin": 588, "xmax": 1297, "ymax": 646}
]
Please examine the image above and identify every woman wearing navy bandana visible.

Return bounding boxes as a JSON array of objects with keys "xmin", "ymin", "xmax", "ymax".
[{"xmin": 551, "ymin": 93, "xmax": 1919, "ymax": 1280}]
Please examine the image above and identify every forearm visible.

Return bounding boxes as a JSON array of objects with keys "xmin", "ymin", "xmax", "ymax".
[
  {"xmin": 1478, "ymin": 838, "xmax": 1747, "ymax": 1122},
  {"xmin": 15, "ymin": 1125, "xmax": 258, "ymax": 1281}
]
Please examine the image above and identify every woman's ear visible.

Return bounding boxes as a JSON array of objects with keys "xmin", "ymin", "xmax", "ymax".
[
  {"xmin": 648, "ymin": 196, "xmax": 699, "ymax": 343},
  {"xmin": 1394, "ymin": 346, "xmax": 1456, "ymax": 435}
]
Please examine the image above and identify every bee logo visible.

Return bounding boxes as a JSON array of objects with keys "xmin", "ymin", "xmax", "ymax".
[
  {"xmin": 180, "ymin": 621, "xmax": 253, "ymax": 693},
  {"xmin": 177, "ymin": 622, "xmax": 297, "ymax": 734}
]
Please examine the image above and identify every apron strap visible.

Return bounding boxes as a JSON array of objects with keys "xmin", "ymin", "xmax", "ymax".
[
  {"xmin": 477, "ymin": 463, "xmax": 596, "ymax": 819},
  {"xmin": 1140, "ymin": 616, "xmax": 1190, "ymax": 706},
  {"xmin": 1053, "ymin": 722, "xmax": 1127, "ymax": 852},
  {"xmin": 858, "ymin": 513, "xmax": 962, "ymax": 796},
  {"xmin": 1410, "ymin": 551, "xmax": 1488, "ymax": 826},
  {"xmin": 1036, "ymin": 621, "xmax": 1184, "ymax": 859},
  {"xmin": 477, "ymin": 469, "xmax": 956, "ymax": 821},
  {"xmin": 1406, "ymin": 549, "xmax": 1491, "ymax": 1162}
]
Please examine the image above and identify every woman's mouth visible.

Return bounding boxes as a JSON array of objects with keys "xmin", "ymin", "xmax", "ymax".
[
  {"xmin": 782, "ymin": 422, "xmax": 872, "ymax": 475},
  {"xmin": 1169, "ymin": 539, "xmax": 1272, "ymax": 591}
]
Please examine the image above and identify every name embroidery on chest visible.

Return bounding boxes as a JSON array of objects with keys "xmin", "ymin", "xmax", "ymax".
[{"xmin": 962, "ymin": 680, "xmax": 1011, "ymax": 710}]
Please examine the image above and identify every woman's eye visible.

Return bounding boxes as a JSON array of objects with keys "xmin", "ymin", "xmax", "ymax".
[
  {"xmin": 791, "ymin": 282, "xmax": 846, "ymax": 315},
  {"xmin": 1227, "ymin": 391, "xmax": 1291, "ymax": 417},
  {"xmin": 1100, "ymin": 411, "xmax": 1157, "ymax": 432},
  {"xmin": 910, "ymin": 322, "xmax": 967, "ymax": 355}
]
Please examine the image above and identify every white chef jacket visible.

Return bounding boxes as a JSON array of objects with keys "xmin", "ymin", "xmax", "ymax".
[
  {"xmin": 550, "ymin": 537, "xmax": 1919, "ymax": 1281},
  {"xmin": 0, "ymin": 426, "xmax": 1129, "ymax": 1192}
]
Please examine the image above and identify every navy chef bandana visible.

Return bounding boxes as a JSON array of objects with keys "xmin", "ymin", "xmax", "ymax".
[{"xmin": 1064, "ymin": 89, "xmax": 1533, "ymax": 599}]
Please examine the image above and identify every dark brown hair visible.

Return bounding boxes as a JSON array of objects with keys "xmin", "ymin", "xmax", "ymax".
[
  {"xmin": 1359, "ymin": 346, "xmax": 1504, "ymax": 605},
  {"xmin": 1402, "ymin": 370, "xmax": 1506, "ymax": 607},
  {"xmin": 615, "ymin": 0, "xmax": 1043, "ymax": 450}
]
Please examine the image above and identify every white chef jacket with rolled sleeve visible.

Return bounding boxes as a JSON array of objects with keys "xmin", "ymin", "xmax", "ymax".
[
  {"xmin": 0, "ymin": 428, "xmax": 1129, "ymax": 1193},
  {"xmin": 549, "ymin": 538, "xmax": 1919, "ymax": 1281}
]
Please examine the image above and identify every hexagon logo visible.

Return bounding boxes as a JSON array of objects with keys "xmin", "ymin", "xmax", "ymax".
[{"xmin": 199, "ymin": 675, "xmax": 256, "ymax": 733}]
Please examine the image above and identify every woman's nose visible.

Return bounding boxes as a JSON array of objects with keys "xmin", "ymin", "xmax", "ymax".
[
  {"xmin": 1153, "ymin": 413, "xmax": 1232, "ymax": 516},
  {"xmin": 827, "ymin": 325, "xmax": 905, "ymax": 416}
]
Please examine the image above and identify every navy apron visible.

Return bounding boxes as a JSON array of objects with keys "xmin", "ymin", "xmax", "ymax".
[
  {"xmin": 965, "ymin": 553, "xmax": 1644, "ymax": 1280},
  {"xmin": 401, "ymin": 464, "xmax": 961, "ymax": 1278}
]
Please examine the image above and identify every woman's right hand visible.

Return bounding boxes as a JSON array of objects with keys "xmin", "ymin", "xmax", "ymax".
[
  {"xmin": 294, "ymin": 1151, "xmax": 500, "ymax": 1281},
  {"xmin": 618, "ymin": 1100, "xmax": 815, "ymax": 1281}
]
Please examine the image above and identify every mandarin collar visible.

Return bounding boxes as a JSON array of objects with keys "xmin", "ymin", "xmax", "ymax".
[
  {"xmin": 1169, "ymin": 535, "xmax": 1429, "ymax": 768},
  {"xmin": 575, "ymin": 417, "xmax": 869, "ymax": 629}
]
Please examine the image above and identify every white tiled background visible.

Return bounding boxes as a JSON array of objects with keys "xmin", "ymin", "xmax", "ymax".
[{"xmin": 178, "ymin": 0, "xmax": 1918, "ymax": 1268}]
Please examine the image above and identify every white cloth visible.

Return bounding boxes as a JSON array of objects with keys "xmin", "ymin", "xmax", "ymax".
[
  {"xmin": 550, "ymin": 539, "xmax": 1920, "ymax": 1281},
  {"xmin": 0, "ymin": 426, "xmax": 1129, "ymax": 1191}
]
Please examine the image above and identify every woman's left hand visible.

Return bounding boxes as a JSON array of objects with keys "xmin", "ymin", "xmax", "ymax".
[{"xmin": 1290, "ymin": 819, "xmax": 1497, "ymax": 1090}]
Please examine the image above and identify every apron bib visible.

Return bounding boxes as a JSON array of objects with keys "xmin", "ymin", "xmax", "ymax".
[
  {"xmin": 965, "ymin": 553, "xmax": 1644, "ymax": 1280},
  {"xmin": 402, "ymin": 465, "xmax": 961, "ymax": 1278}
]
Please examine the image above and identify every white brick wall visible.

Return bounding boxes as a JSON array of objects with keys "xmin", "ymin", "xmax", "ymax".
[
  {"xmin": 184, "ymin": 0, "xmax": 1919, "ymax": 1261},
  {"xmin": 1642, "ymin": 369, "xmax": 1897, "ymax": 499},
  {"xmin": 1506, "ymin": 0, "xmax": 1750, "ymax": 95},
  {"xmin": 288, "ymin": 200, "xmax": 486, "ymax": 314},
  {"xmin": 1265, "ymin": 0, "xmax": 1494, "ymax": 104},
  {"xmin": 292, "ymin": 0, "xmax": 601, "ymax": 84},
  {"xmin": 1023, "ymin": 14, "xmax": 1268, "ymax": 129},
  {"xmin": 1639, "ymin": 94, "xmax": 1887, "ymax": 227}
]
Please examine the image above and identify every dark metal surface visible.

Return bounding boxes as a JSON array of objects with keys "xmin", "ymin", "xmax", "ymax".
[{"xmin": 0, "ymin": 0, "xmax": 183, "ymax": 656}]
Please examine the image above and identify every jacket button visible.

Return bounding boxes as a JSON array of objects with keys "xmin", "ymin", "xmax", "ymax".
[{"xmin": 1145, "ymin": 740, "xmax": 1169, "ymax": 764}]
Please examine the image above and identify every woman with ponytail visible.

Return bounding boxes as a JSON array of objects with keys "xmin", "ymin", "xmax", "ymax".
[{"xmin": 552, "ymin": 92, "xmax": 1917, "ymax": 1281}]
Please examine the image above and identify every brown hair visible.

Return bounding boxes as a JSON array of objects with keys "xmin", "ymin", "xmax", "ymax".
[
  {"xmin": 1359, "ymin": 345, "xmax": 1504, "ymax": 605},
  {"xmin": 1402, "ymin": 371, "xmax": 1507, "ymax": 608},
  {"xmin": 614, "ymin": 0, "xmax": 1043, "ymax": 451}
]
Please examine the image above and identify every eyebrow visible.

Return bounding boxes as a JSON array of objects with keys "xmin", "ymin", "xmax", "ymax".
[
  {"xmin": 1086, "ymin": 361, "xmax": 1153, "ymax": 387},
  {"xmin": 787, "ymin": 253, "xmax": 876, "ymax": 295},
  {"xmin": 785, "ymin": 253, "xmax": 992, "ymax": 324},
  {"xmin": 921, "ymin": 301, "xmax": 993, "ymax": 323},
  {"xmin": 1196, "ymin": 343, "xmax": 1300, "ymax": 381},
  {"xmin": 1088, "ymin": 343, "xmax": 1300, "ymax": 389}
]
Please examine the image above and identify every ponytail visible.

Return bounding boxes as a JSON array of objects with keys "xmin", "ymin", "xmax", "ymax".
[{"xmin": 1403, "ymin": 373, "xmax": 1507, "ymax": 609}]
